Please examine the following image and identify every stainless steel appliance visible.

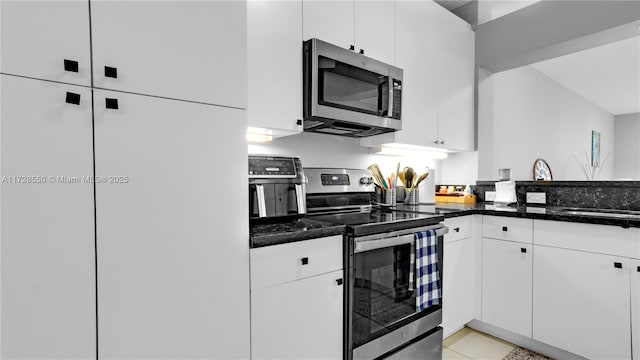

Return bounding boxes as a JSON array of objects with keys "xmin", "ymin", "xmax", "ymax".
[
  {"xmin": 248, "ymin": 155, "xmax": 306, "ymax": 219},
  {"xmin": 303, "ymin": 39, "xmax": 403, "ymax": 137},
  {"xmin": 305, "ymin": 168, "xmax": 446, "ymax": 360}
]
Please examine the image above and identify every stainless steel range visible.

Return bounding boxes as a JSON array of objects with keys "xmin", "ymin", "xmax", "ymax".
[{"xmin": 305, "ymin": 168, "xmax": 447, "ymax": 360}]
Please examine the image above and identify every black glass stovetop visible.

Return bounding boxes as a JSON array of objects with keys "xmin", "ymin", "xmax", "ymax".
[{"xmin": 307, "ymin": 208, "xmax": 444, "ymax": 237}]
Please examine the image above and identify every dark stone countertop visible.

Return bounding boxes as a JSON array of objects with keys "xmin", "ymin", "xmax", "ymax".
[
  {"xmin": 394, "ymin": 203, "xmax": 640, "ymax": 228},
  {"xmin": 250, "ymin": 218, "xmax": 345, "ymax": 248}
]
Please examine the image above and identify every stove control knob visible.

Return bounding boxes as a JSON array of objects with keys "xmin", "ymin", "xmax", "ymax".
[{"xmin": 360, "ymin": 177, "xmax": 373, "ymax": 185}]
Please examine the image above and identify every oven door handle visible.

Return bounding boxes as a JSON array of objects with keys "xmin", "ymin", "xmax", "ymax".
[{"xmin": 354, "ymin": 225, "xmax": 448, "ymax": 253}]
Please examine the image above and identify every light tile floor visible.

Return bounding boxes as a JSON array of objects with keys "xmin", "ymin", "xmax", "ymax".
[{"xmin": 443, "ymin": 327, "xmax": 517, "ymax": 360}]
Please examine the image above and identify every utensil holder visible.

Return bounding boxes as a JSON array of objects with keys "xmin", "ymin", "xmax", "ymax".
[
  {"xmin": 404, "ymin": 188, "xmax": 419, "ymax": 205},
  {"xmin": 382, "ymin": 188, "xmax": 396, "ymax": 206}
]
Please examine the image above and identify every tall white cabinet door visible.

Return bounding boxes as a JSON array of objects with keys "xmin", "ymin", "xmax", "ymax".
[
  {"xmin": 482, "ymin": 238, "xmax": 532, "ymax": 337},
  {"xmin": 251, "ymin": 270, "xmax": 344, "ymax": 359},
  {"xmin": 303, "ymin": 0, "xmax": 355, "ymax": 49},
  {"xmin": 1, "ymin": 75, "xmax": 95, "ymax": 359},
  {"xmin": 94, "ymin": 90, "xmax": 250, "ymax": 359},
  {"xmin": 434, "ymin": 8, "xmax": 474, "ymax": 152},
  {"xmin": 533, "ymin": 246, "xmax": 631, "ymax": 360},
  {"xmin": 354, "ymin": 0, "xmax": 395, "ymax": 65},
  {"xmin": 248, "ymin": 0, "xmax": 303, "ymax": 134},
  {"xmin": 633, "ymin": 259, "xmax": 640, "ymax": 360},
  {"xmin": 392, "ymin": 0, "xmax": 438, "ymax": 146},
  {"xmin": 442, "ymin": 238, "xmax": 473, "ymax": 338},
  {"xmin": 1, "ymin": 1, "xmax": 91, "ymax": 86},
  {"xmin": 91, "ymin": 1, "xmax": 247, "ymax": 108}
]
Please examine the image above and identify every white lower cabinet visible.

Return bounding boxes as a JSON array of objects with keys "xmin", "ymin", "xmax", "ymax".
[
  {"xmin": 251, "ymin": 269, "xmax": 344, "ymax": 360},
  {"xmin": 533, "ymin": 245, "xmax": 631, "ymax": 360},
  {"xmin": 633, "ymin": 259, "xmax": 640, "ymax": 360},
  {"xmin": 443, "ymin": 217, "xmax": 474, "ymax": 338},
  {"xmin": 250, "ymin": 236, "xmax": 343, "ymax": 359},
  {"xmin": 1, "ymin": 75, "xmax": 96, "ymax": 359},
  {"xmin": 482, "ymin": 238, "xmax": 532, "ymax": 338},
  {"xmin": 94, "ymin": 90, "xmax": 250, "ymax": 359}
]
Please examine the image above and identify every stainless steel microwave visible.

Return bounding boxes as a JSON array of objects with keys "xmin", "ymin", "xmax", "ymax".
[{"xmin": 303, "ymin": 38, "xmax": 403, "ymax": 137}]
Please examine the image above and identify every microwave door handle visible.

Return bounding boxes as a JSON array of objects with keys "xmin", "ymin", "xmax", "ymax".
[
  {"xmin": 256, "ymin": 184, "xmax": 267, "ymax": 218},
  {"xmin": 388, "ymin": 75, "xmax": 394, "ymax": 118}
]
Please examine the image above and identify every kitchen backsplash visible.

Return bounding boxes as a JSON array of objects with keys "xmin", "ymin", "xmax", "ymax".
[
  {"xmin": 248, "ymin": 132, "xmax": 441, "ymax": 183},
  {"xmin": 476, "ymin": 180, "xmax": 640, "ymax": 211}
]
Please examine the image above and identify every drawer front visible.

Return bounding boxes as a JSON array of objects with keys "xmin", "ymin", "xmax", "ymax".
[
  {"xmin": 534, "ymin": 219, "xmax": 640, "ymax": 258},
  {"xmin": 250, "ymin": 235, "xmax": 343, "ymax": 290},
  {"xmin": 483, "ymin": 216, "xmax": 533, "ymax": 244},
  {"xmin": 444, "ymin": 216, "xmax": 473, "ymax": 243}
]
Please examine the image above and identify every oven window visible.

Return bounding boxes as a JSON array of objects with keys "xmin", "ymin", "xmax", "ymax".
[
  {"xmin": 352, "ymin": 243, "xmax": 416, "ymax": 347},
  {"xmin": 318, "ymin": 56, "xmax": 388, "ymax": 116}
]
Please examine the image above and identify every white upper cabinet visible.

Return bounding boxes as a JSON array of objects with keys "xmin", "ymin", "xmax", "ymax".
[
  {"xmin": 1, "ymin": 1, "xmax": 91, "ymax": 86},
  {"xmin": 303, "ymin": 0, "xmax": 394, "ymax": 64},
  {"xmin": 361, "ymin": 0, "xmax": 439, "ymax": 148},
  {"xmin": 433, "ymin": 4, "xmax": 475, "ymax": 151},
  {"xmin": 248, "ymin": 0, "xmax": 303, "ymax": 135},
  {"xmin": 354, "ymin": 1, "xmax": 395, "ymax": 65},
  {"xmin": 1, "ymin": 75, "xmax": 96, "ymax": 359},
  {"xmin": 303, "ymin": 0, "xmax": 355, "ymax": 49},
  {"xmin": 632, "ymin": 259, "xmax": 640, "ymax": 360},
  {"xmin": 91, "ymin": 1, "xmax": 247, "ymax": 108},
  {"xmin": 361, "ymin": 0, "xmax": 474, "ymax": 151}
]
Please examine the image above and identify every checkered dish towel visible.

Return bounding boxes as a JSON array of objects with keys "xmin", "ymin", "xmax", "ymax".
[{"xmin": 415, "ymin": 230, "xmax": 441, "ymax": 311}]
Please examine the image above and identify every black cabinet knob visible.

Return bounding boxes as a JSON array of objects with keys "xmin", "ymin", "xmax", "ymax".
[
  {"xmin": 454, "ymin": 227, "xmax": 460, "ymax": 232},
  {"xmin": 637, "ymin": 266, "xmax": 640, "ymax": 273},
  {"xmin": 502, "ymin": 226, "xmax": 508, "ymax": 232},
  {"xmin": 65, "ymin": 92, "xmax": 81, "ymax": 105},
  {"xmin": 614, "ymin": 262, "xmax": 622, "ymax": 269},
  {"xmin": 521, "ymin": 248, "xmax": 527, "ymax": 253},
  {"xmin": 104, "ymin": 66, "xmax": 118, "ymax": 78},
  {"xmin": 336, "ymin": 278, "xmax": 343, "ymax": 286},
  {"xmin": 64, "ymin": 59, "xmax": 79, "ymax": 73},
  {"xmin": 296, "ymin": 119, "xmax": 302, "ymax": 126},
  {"xmin": 105, "ymin": 98, "xmax": 119, "ymax": 110},
  {"xmin": 359, "ymin": 49, "xmax": 364, "ymax": 54},
  {"xmin": 301, "ymin": 257, "xmax": 309, "ymax": 265},
  {"xmin": 349, "ymin": 45, "xmax": 355, "ymax": 51}
]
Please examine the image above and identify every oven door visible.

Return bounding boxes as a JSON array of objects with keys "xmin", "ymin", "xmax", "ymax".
[{"xmin": 348, "ymin": 225, "xmax": 446, "ymax": 359}]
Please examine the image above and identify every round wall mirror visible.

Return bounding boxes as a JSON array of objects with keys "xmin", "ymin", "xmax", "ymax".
[{"xmin": 533, "ymin": 159, "xmax": 553, "ymax": 181}]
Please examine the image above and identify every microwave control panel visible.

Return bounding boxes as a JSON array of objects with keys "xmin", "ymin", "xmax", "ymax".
[{"xmin": 391, "ymin": 79, "xmax": 402, "ymax": 120}]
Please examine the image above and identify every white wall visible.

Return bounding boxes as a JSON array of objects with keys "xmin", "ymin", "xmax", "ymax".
[
  {"xmin": 248, "ymin": 132, "xmax": 441, "ymax": 183},
  {"xmin": 614, "ymin": 113, "xmax": 640, "ymax": 179},
  {"xmin": 440, "ymin": 151, "xmax": 479, "ymax": 185},
  {"xmin": 478, "ymin": 65, "xmax": 615, "ymax": 180}
]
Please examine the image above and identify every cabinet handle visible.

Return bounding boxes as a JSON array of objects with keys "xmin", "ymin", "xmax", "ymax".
[
  {"xmin": 105, "ymin": 98, "xmax": 119, "ymax": 110},
  {"xmin": 65, "ymin": 92, "xmax": 81, "ymax": 105},
  {"xmin": 296, "ymin": 119, "xmax": 302, "ymax": 126},
  {"xmin": 359, "ymin": 49, "xmax": 364, "ymax": 55},
  {"xmin": 637, "ymin": 266, "xmax": 640, "ymax": 273},
  {"xmin": 336, "ymin": 278, "xmax": 343, "ymax": 286},
  {"xmin": 300, "ymin": 257, "xmax": 309, "ymax": 265},
  {"xmin": 440, "ymin": 140, "xmax": 446, "ymax": 145},
  {"xmin": 521, "ymin": 248, "xmax": 527, "ymax": 253},
  {"xmin": 349, "ymin": 45, "xmax": 355, "ymax": 51},
  {"xmin": 614, "ymin": 262, "xmax": 622, "ymax": 269},
  {"xmin": 433, "ymin": 140, "xmax": 439, "ymax": 144},
  {"xmin": 104, "ymin": 66, "xmax": 118, "ymax": 78},
  {"xmin": 64, "ymin": 59, "xmax": 79, "ymax": 73},
  {"xmin": 454, "ymin": 227, "xmax": 460, "ymax": 232},
  {"xmin": 502, "ymin": 226, "xmax": 508, "ymax": 232}
]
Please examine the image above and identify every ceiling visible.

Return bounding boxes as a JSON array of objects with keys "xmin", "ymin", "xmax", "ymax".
[
  {"xmin": 531, "ymin": 35, "xmax": 640, "ymax": 115},
  {"xmin": 434, "ymin": 0, "xmax": 473, "ymax": 11}
]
